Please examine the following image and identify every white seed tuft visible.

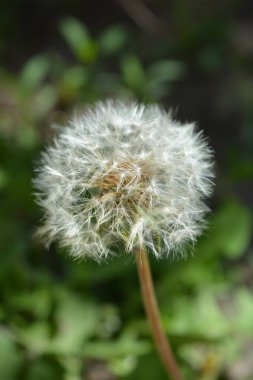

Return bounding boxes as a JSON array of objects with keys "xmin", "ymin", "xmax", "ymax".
[{"xmin": 34, "ymin": 100, "xmax": 215, "ymax": 261}]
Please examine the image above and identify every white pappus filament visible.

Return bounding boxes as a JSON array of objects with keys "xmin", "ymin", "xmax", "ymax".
[{"xmin": 34, "ymin": 100, "xmax": 214, "ymax": 261}]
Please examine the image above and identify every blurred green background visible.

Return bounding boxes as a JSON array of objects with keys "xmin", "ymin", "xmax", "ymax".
[{"xmin": 0, "ymin": 1, "xmax": 253, "ymax": 379}]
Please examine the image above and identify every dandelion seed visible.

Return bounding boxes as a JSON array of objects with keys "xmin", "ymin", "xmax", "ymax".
[
  {"xmin": 34, "ymin": 100, "xmax": 214, "ymax": 261},
  {"xmin": 34, "ymin": 100, "xmax": 215, "ymax": 380}
]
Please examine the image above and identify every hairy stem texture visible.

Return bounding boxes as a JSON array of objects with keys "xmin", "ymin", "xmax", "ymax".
[{"xmin": 136, "ymin": 248, "xmax": 183, "ymax": 380}]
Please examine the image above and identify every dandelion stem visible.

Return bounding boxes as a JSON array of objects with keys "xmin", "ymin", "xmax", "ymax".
[{"xmin": 136, "ymin": 247, "xmax": 183, "ymax": 380}]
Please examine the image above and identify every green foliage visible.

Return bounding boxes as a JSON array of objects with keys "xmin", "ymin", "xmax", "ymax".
[
  {"xmin": 20, "ymin": 55, "xmax": 50, "ymax": 90},
  {"xmin": 192, "ymin": 200, "xmax": 252, "ymax": 260},
  {"xmin": 99, "ymin": 25, "xmax": 127, "ymax": 56},
  {"xmin": 121, "ymin": 55, "xmax": 146, "ymax": 93},
  {"xmin": 0, "ymin": 3, "xmax": 253, "ymax": 379},
  {"xmin": 59, "ymin": 18, "xmax": 98, "ymax": 63},
  {"xmin": 0, "ymin": 330, "xmax": 23, "ymax": 380},
  {"xmin": 209, "ymin": 201, "xmax": 252, "ymax": 259}
]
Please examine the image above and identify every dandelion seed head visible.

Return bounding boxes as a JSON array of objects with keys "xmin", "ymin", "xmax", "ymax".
[{"xmin": 34, "ymin": 100, "xmax": 214, "ymax": 261}]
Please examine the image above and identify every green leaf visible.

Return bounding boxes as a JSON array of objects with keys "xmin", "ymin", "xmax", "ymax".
[
  {"xmin": 51, "ymin": 288, "xmax": 99, "ymax": 355},
  {"xmin": 33, "ymin": 84, "xmax": 57, "ymax": 117},
  {"xmin": 148, "ymin": 60, "xmax": 186, "ymax": 82},
  {"xmin": 0, "ymin": 329, "xmax": 23, "ymax": 379},
  {"xmin": 120, "ymin": 55, "xmax": 146, "ymax": 92},
  {"xmin": 83, "ymin": 331, "xmax": 150, "ymax": 359},
  {"xmin": 20, "ymin": 55, "xmax": 50, "ymax": 89},
  {"xmin": 234, "ymin": 288, "xmax": 253, "ymax": 333},
  {"xmin": 14, "ymin": 322, "xmax": 52, "ymax": 355},
  {"xmin": 16, "ymin": 124, "xmax": 39, "ymax": 149},
  {"xmin": 62, "ymin": 66, "xmax": 89, "ymax": 89},
  {"xmin": 59, "ymin": 357, "xmax": 83, "ymax": 380},
  {"xmin": 26, "ymin": 357, "xmax": 64, "ymax": 380},
  {"xmin": 124, "ymin": 353, "xmax": 166, "ymax": 380},
  {"xmin": 59, "ymin": 17, "xmax": 89, "ymax": 50},
  {"xmin": 110, "ymin": 355, "xmax": 137, "ymax": 376},
  {"xmin": 99, "ymin": 25, "xmax": 127, "ymax": 55},
  {"xmin": 10, "ymin": 288, "xmax": 52, "ymax": 320},
  {"xmin": 167, "ymin": 289, "xmax": 229, "ymax": 338},
  {"xmin": 14, "ymin": 288, "xmax": 100, "ymax": 357},
  {"xmin": 212, "ymin": 200, "xmax": 252, "ymax": 258},
  {"xmin": 59, "ymin": 18, "xmax": 98, "ymax": 63},
  {"xmin": 195, "ymin": 200, "xmax": 252, "ymax": 260},
  {"xmin": 145, "ymin": 60, "xmax": 186, "ymax": 98}
]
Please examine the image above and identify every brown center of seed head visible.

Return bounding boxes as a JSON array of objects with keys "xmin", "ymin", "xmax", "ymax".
[{"xmin": 95, "ymin": 159, "xmax": 154, "ymax": 209}]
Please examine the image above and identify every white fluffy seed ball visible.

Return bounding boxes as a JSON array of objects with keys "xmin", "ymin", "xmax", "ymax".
[{"xmin": 34, "ymin": 100, "xmax": 214, "ymax": 261}]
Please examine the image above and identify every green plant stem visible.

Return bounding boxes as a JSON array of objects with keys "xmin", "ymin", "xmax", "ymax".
[{"xmin": 136, "ymin": 247, "xmax": 183, "ymax": 380}]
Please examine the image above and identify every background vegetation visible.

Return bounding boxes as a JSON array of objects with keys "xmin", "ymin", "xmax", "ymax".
[{"xmin": 0, "ymin": 1, "xmax": 253, "ymax": 379}]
